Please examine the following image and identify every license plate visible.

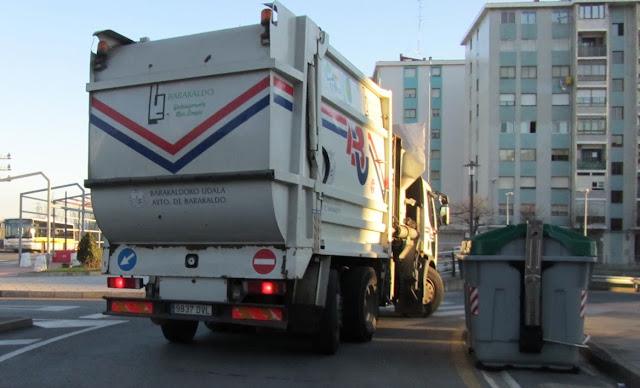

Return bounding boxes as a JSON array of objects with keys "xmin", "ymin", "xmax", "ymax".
[{"xmin": 171, "ymin": 303, "xmax": 212, "ymax": 316}]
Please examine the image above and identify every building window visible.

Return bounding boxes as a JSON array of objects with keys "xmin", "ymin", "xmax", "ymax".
[
  {"xmin": 432, "ymin": 88, "xmax": 441, "ymax": 98},
  {"xmin": 611, "ymin": 218, "xmax": 623, "ymax": 231},
  {"xmin": 579, "ymin": 4, "xmax": 605, "ymax": 19},
  {"xmin": 470, "ymin": 37, "xmax": 473, "ymax": 50},
  {"xmin": 404, "ymin": 68, "xmax": 417, "ymax": 78},
  {"xmin": 553, "ymin": 121, "xmax": 570, "ymax": 134},
  {"xmin": 578, "ymin": 118, "xmax": 606, "ymax": 134},
  {"xmin": 500, "ymin": 149, "xmax": 516, "ymax": 162},
  {"xmin": 520, "ymin": 40, "xmax": 537, "ymax": 51},
  {"xmin": 577, "ymin": 89, "xmax": 606, "ymax": 106},
  {"xmin": 551, "ymin": 205, "xmax": 569, "ymax": 216},
  {"xmin": 470, "ymin": 62, "xmax": 473, "ymax": 74},
  {"xmin": 430, "ymin": 150, "xmax": 440, "ymax": 159},
  {"xmin": 500, "ymin": 39, "xmax": 516, "ymax": 51},
  {"xmin": 611, "ymin": 106, "xmax": 624, "ymax": 120},
  {"xmin": 551, "ymin": 149, "xmax": 569, "ymax": 161},
  {"xmin": 552, "ymin": 65, "xmax": 570, "ymax": 78},
  {"xmin": 611, "ymin": 78, "xmax": 624, "ymax": 92},
  {"xmin": 521, "ymin": 177, "xmax": 536, "ymax": 188},
  {"xmin": 476, "ymin": 79, "xmax": 479, "ymax": 91},
  {"xmin": 476, "ymin": 104, "xmax": 479, "ymax": 116},
  {"xmin": 611, "ymin": 162, "xmax": 623, "ymax": 175},
  {"xmin": 499, "ymin": 204, "xmax": 514, "ymax": 216},
  {"xmin": 613, "ymin": 23, "xmax": 624, "ymax": 36},
  {"xmin": 404, "ymin": 109, "xmax": 416, "ymax": 118},
  {"xmin": 552, "ymin": 94, "xmax": 570, "ymax": 106},
  {"xmin": 431, "ymin": 170, "xmax": 440, "ymax": 180},
  {"xmin": 521, "ymin": 11, "xmax": 536, "ymax": 24},
  {"xmin": 578, "ymin": 61, "xmax": 606, "ymax": 80},
  {"xmin": 431, "ymin": 130, "xmax": 440, "ymax": 139},
  {"xmin": 551, "ymin": 177, "xmax": 569, "ymax": 188},
  {"xmin": 521, "ymin": 121, "xmax": 537, "ymax": 134},
  {"xmin": 404, "ymin": 88, "xmax": 416, "ymax": 98},
  {"xmin": 500, "ymin": 93, "xmax": 515, "ymax": 106},
  {"xmin": 552, "ymin": 10, "xmax": 569, "ymax": 24},
  {"xmin": 498, "ymin": 177, "xmax": 515, "ymax": 189},
  {"xmin": 611, "ymin": 135, "xmax": 623, "ymax": 147},
  {"xmin": 592, "ymin": 181, "xmax": 605, "ymax": 191},
  {"xmin": 521, "ymin": 66, "xmax": 537, "ymax": 79},
  {"xmin": 501, "ymin": 11, "xmax": 515, "ymax": 24},
  {"xmin": 612, "ymin": 51, "xmax": 624, "ymax": 64},
  {"xmin": 520, "ymin": 149, "xmax": 536, "ymax": 161},
  {"xmin": 432, "ymin": 108, "xmax": 440, "ymax": 118},
  {"xmin": 521, "ymin": 203, "xmax": 536, "ymax": 218},
  {"xmin": 611, "ymin": 190, "xmax": 623, "ymax": 204},
  {"xmin": 500, "ymin": 66, "xmax": 516, "ymax": 79},
  {"xmin": 431, "ymin": 67, "xmax": 441, "ymax": 77},
  {"xmin": 521, "ymin": 94, "xmax": 537, "ymax": 106},
  {"xmin": 501, "ymin": 121, "xmax": 515, "ymax": 134}
]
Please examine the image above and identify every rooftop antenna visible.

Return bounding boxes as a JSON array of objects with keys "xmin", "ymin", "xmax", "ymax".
[{"xmin": 415, "ymin": 0, "xmax": 423, "ymax": 56}]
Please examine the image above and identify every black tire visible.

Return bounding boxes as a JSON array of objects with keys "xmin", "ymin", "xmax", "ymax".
[
  {"xmin": 161, "ymin": 320, "xmax": 199, "ymax": 343},
  {"xmin": 422, "ymin": 268, "xmax": 444, "ymax": 317},
  {"xmin": 341, "ymin": 266, "xmax": 378, "ymax": 342},
  {"xmin": 313, "ymin": 269, "xmax": 341, "ymax": 355}
]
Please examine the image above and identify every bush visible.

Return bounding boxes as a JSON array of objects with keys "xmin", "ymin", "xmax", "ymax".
[{"xmin": 77, "ymin": 233, "xmax": 102, "ymax": 270}]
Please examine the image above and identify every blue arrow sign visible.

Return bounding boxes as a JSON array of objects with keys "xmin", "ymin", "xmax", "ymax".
[{"xmin": 117, "ymin": 248, "xmax": 137, "ymax": 271}]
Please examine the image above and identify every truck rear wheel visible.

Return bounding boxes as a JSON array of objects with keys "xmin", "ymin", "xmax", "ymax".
[
  {"xmin": 313, "ymin": 269, "xmax": 341, "ymax": 354},
  {"xmin": 341, "ymin": 266, "xmax": 378, "ymax": 342},
  {"xmin": 161, "ymin": 320, "xmax": 199, "ymax": 343}
]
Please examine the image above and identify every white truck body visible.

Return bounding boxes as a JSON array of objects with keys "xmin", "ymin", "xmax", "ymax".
[{"xmin": 87, "ymin": 2, "xmax": 447, "ymax": 353}]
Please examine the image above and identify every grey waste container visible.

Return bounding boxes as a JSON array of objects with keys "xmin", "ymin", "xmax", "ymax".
[{"xmin": 458, "ymin": 221, "xmax": 596, "ymax": 369}]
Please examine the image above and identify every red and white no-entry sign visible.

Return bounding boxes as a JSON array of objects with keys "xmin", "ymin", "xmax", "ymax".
[{"xmin": 252, "ymin": 249, "xmax": 277, "ymax": 275}]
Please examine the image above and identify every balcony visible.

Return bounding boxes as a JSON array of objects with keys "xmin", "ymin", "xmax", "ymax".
[
  {"xmin": 577, "ymin": 144, "xmax": 606, "ymax": 171},
  {"xmin": 577, "ymin": 160, "xmax": 606, "ymax": 170},
  {"xmin": 578, "ymin": 46, "xmax": 607, "ymax": 57}
]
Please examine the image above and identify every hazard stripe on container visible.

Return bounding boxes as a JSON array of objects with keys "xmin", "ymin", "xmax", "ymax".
[
  {"xmin": 232, "ymin": 307, "xmax": 283, "ymax": 321},
  {"xmin": 580, "ymin": 289, "xmax": 587, "ymax": 319},
  {"xmin": 469, "ymin": 286, "xmax": 479, "ymax": 316}
]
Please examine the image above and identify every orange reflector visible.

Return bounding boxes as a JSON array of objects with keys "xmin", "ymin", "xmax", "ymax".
[
  {"xmin": 97, "ymin": 40, "xmax": 109, "ymax": 54},
  {"xmin": 232, "ymin": 307, "xmax": 283, "ymax": 321},
  {"xmin": 110, "ymin": 300, "xmax": 153, "ymax": 315},
  {"xmin": 261, "ymin": 9, "xmax": 272, "ymax": 26}
]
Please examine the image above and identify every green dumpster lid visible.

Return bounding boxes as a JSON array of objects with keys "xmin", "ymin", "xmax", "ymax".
[{"xmin": 460, "ymin": 223, "xmax": 596, "ymax": 257}]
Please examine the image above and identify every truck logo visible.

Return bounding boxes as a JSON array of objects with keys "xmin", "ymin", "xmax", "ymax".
[
  {"xmin": 148, "ymin": 84, "xmax": 166, "ymax": 124},
  {"xmin": 346, "ymin": 123, "xmax": 369, "ymax": 185},
  {"xmin": 321, "ymin": 105, "xmax": 373, "ymax": 187}
]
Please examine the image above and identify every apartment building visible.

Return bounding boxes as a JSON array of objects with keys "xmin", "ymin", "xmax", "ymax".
[
  {"xmin": 373, "ymin": 58, "xmax": 467, "ymax": 206},
  {"xmin": 462, "ymin": 0, "xmax": 639, "ymax": 263}
]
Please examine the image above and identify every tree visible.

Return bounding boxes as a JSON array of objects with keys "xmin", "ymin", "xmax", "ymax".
[
  {"xmin": 449, "ymin": 197, "xmax": 494, "ymax": 236},
  {"xmin": 77, "ymin": 233, "xmax": 101, "ymax": 269}
]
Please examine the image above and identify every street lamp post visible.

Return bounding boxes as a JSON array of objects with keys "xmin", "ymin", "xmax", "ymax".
[
  {"xmin": 464, "ymin": 161, "xmax": 479, "ymax": 237},
  {"xmin": 505, "ymin": 191, "xmax": 514, "ymax": 225},
  {"xmin": 583, "ymin": 188, "xmax": 590, "ymax": 236},
  {"xmin": 0, "ymin": 172, "xmax": 51, "ymax": 255}
]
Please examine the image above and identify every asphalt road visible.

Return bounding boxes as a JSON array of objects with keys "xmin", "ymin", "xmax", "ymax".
[{"xmin": 0, "ymin": 292, "xmax": 621, "ymax": 388}]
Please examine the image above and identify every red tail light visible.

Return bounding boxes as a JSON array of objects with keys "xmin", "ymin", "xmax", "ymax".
[
  {"xmin": 246, "ymin": 280, "xmax": 286, "ymax": 295},
  {"xmin": 107, "ymin": 277, "xmax": 144, "ymax": 289}
]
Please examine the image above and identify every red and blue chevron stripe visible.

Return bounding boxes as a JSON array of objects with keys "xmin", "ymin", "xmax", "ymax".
[{"xmin": 90, "ymin": 75, "xmax": 294, "ymax": 174}]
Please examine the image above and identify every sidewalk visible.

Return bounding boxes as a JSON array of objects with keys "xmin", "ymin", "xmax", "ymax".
[{"xmin": 1, "ymin": 262, "xmax": 639, "ymax": 386}]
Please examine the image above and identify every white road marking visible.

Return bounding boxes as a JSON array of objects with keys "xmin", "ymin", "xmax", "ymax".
[
  {"xmin": 79, "ymin": 313, "xmax": 107, "ymax": 320},
  {"xmin": 500, "ymin": 371, "xmax": 522, "ymax": 388},
  {"xmin": 0, "ymin": 339, "xmax": 41, "ymax": 346},
  {"xmin": 433, "ymin": 309, "xmax": 465, "ymax": 317},
  {"xmin": 0, "ymin": 306, "xmax": 78, "ymax": 312},
  {"xmin": 33, "ymin": 319, "xmax": 111, "ymax": 329},
  {"xmin": 0, "ymin": 320, "xmax": 126, "ymax": 364}
]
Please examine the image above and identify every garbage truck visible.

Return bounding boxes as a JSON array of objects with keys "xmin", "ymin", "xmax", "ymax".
[{"xmin": 85, "ymin": 1, "xmax": 449, "ymax": 354}]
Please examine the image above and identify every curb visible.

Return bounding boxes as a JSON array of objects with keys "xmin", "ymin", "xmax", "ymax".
[
  {"xmin": 0, "ymin": 317, "xmax": 33, "ymax": 334},
  {"xmin": 581, "ymin": 340, "xmax": 640, "ymax": 388}
]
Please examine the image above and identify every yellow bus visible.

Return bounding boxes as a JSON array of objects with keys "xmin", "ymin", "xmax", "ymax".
[{"xmin": 2, "ymin": 218, "xmax": 78, "ymax": 252}]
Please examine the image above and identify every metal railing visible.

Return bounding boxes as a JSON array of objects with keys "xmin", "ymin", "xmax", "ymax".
[{"xmin": 437, "ymin": 249, "xmax": 461, "ymax": 277}]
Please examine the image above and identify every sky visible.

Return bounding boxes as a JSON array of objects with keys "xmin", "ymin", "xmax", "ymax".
[{"xmin": 0, "ymin": 0, "xmax": 527, "ymax": 222}]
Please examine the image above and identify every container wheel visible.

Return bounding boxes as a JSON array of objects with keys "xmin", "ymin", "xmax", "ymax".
[
  {"xmin": 422, "ymin": 267, "xmax": 444, "ymax": 317},
  {"xmin": 341, "ymin": 266, "xmax": 378, "ymax": 342},
  {"xmin": 161, "ymin": 320, "xmax": 199, "ymax": 343},
  {"xmin": 313, "ymin": 269, "xmax": 341, "ymax": 354}
]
